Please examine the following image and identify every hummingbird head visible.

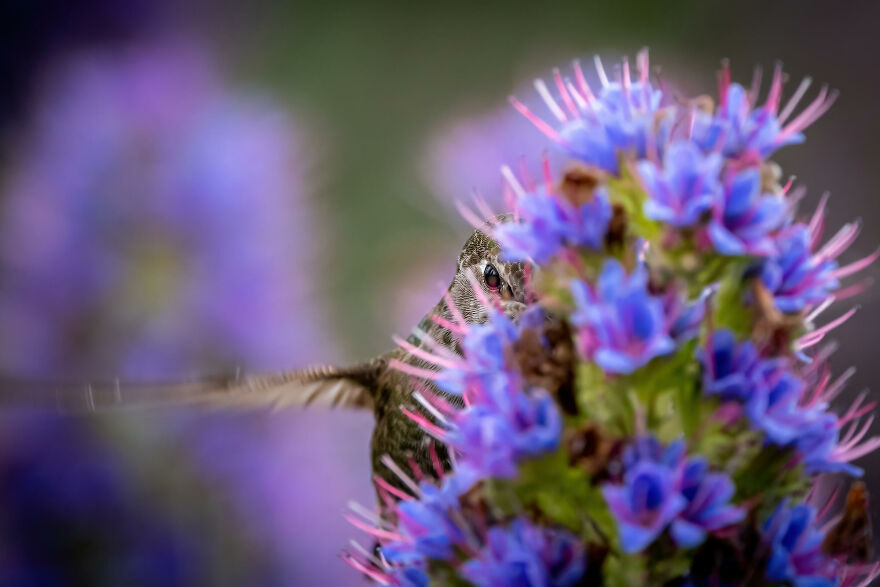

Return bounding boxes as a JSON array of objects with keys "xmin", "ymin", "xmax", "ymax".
[
  {"xmin": 448, "ymin": 227, "xmax": 527, "ymax": 325},
  {"xmin": 406, "ymin": 219, "xmax": 528, "ymax": 356}
]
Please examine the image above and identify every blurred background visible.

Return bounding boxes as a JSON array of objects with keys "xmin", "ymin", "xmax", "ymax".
[{"xmin": 0, "ymin": 0, "xmax": 877, "ymax": 584}]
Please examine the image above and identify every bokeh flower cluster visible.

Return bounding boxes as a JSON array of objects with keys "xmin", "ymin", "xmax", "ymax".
[
  {"xmin": 0, "ymin": 42, "xmax": 334, "ymax": 379},
  {"xmin": 346, "ymin": 50, "xmax": 879, "ymax": 585}
]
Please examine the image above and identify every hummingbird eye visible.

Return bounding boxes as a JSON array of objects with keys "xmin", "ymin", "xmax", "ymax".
[{"xmin": 483, "ymin": 264, "xmax": 501, "ymax": 291}]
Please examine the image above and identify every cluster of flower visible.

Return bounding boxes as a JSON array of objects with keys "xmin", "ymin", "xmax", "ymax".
[
  {"xmin": 0, "ymin": 43, "xmax": 332, "ymax": 379},
  {"xmin": 346, "ymin": 50, "xmax": 879, "ymax": 586}
]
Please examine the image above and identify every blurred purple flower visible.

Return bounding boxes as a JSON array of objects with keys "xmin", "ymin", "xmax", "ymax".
[
  {"xmin": 745, "ymin": 360, "xmax": 818, "ymax": 446},
  {"xmin": 571, "ymin": 260, "xmax": 676, "ymax": 374},
  {"xmin": 698, "ymin": 329, "xmax": 761, "ymax": 401},
  {"xmin": 759, "ymin": 225, "xmax": 839, "ymax": 313},
  {"xmin": 398, "ymin": 310, "xmax": 562, "ymax": 480},
  {"xmin": 605, "ymin": 437, "xmax": 743, "ymax": 553},
  {"xmin": 459, "ymin": 518, "xmax": 586, "ymax": 587},
  {"xmin": 762, "ymin": 502, "xmax": 837, "ymax": 586},
  {"xmin": 512, "ymin": 51, "xmax": 666, "ymax": 175},
  {"xmin": 382, "ymin": 471, "xmax": 478, "ymax": 564},
  {"xmin": 670, "ymin": 457, "xmax": 744, "ymax": 548},
  {"xmin": 448, "ymin": 389, "xmax": 562, "ymax": 479},
  {"xmin": 602, "ymin": 438, "xmax": 687, "ymax": 554},
  {"xmin": 692, "ymin": 62, "xmax": 836, "ymax": 161},
  {"xmin": 494, "ymin": 185, "xmax": 612, "ymax": 264},
  {"xmin": 0, "ymin": 43, "xmax": 335, "ymax": 378},
  {"xmin": 638, "ymin": 140, "xmax": 723, "ymax": 228},
  {"xmin": 0, "ymin": 410, "xmax": 282, "ymax": 586},
  {"xmin": 704, "ymin": 167, "xmax": 786, "ymax": 257}
]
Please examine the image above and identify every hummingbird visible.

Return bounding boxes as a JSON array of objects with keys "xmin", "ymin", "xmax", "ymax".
[{"xmin": 0, "ymin": 225, "xmax": 528, "ymax": 494}]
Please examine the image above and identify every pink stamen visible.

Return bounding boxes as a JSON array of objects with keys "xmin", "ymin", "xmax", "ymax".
[
  {"xmin": 553, "ymin": 68, "xmax": 580, "ymax": 119},
  {"xmin": 373, "ymin": 475, "xmax": 413, "ymax": 502},
  {"xmin": 389, "ymin": 358, "xmax": 442, "ymax": 381},
  {"xmin": 816, "ymin": 484, "xmax": 841, "ymax": 521},
  {"xmin": 443, "ymin": 290, "xmax": 468, "ymax": 328},
  {"xmin": 816, "ymin": 220, "xmax": 861, "ymax": 263},
  {"xmin": 509, "ymin": 97, "xmax": 568, "ymax": 146},
  {"xmin": 839, "ymin": 391, "xmax": 874, "ymax": 426},
  {"xmin": 341, "ymin": 554, "xmax": 391, "ymax": 585},
  {"xmin": 473, "ymin": 191, "xmax": 497, "ymax": 224},
  {"xmin": 566, "ymin": 79, "xmax": 588, "ymax": 111},
  {"xmin": 429, "ymin": 441, "xmax": 444, "ymax": 478},
  {"xmin": 837, "ymin": 436, "xmax": 880, "ymax": 462},
  {"xmin": 820, "ymin": 366, "xmax": 855, "ymax": 405},
  {"xmin": 765, "ymin": 62, "xmax": 784, "ymax": 114},
  {"xmin": 402, "ymin": 407, "xmax": 447, "ymax": 439},
  {"xmin": 457, "ymin": 200, "xmax": 494, "ymax": 233},
  {"xmin": 393, "ymin": 336, "xmax": 459, "ymax": 370},
  {"xmin": 345, "ymin": 515, "xmax": 403, "ymax": 542},
  {"xmin": 778, "ymin": 76, "xmax": 813, "ymax": 124},
  {"xmin": 800, "ymin": 306, "xmax": 860, "ymax": 346},
  {"xmin": 407, "ymin": 456, "xmax": 425, "ymax": 482},
  {"xmin": 834, "ymin": 279, "xmax": 873, "ymax": 301},
  {"xmin": 430, "ymin": 313, "xmax": 466, "ymax": 335},
  {"xmin": 830, "ymin": 247, "xmax": 880, "ymax": 280},
  {"xmin": 502, "ymin": 183, "xmax": 518, "ymax": 222},
  {"xmin": 466, "ymin": 271, "xmax": 502, "ymax": 312},
  {"xmin": 747, "ymin": 65, "xmax": 763, "ymax": 108},
  {"xmin": 838, "ymin": 416, "xmax": 875, "ymax": 453},
  {"xmin": 533, "ymin": 78, "xmax": 568, "ymax": 123},
  {"xmin": 542, "ymin": 155, "xmax": 554, "ymax": 194},
  {"xmin": 636, "ymin": 47, "xmax": 650, "ymax": 85},
  {"xmin": 414, "ymin": 384, "xmax": 459, "ymax": 417},
  {"xmin": 779, "ymin": 85, "xmax": 837, "ymax": 139},
  {"xmin": 572, "ymin": 59, "xmax": 596, "ymax": 104},
  {"xmin": 593, "ymin": 55, "xmax": 610, "ymax": 88},
  {"xmin": 408, "ymin": 328, "xmax": 458, "ymax": 360},
  {"xmin": 808, "ymin": 192, "xmax": 830, "ymax": 246},
  {"xmin": 381, "ymin": 454, "xmax": 423, "ymax": 496}
]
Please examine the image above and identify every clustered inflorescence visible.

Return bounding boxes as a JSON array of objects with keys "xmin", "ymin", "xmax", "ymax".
[{"xmin": 345, "ymin": 50, "xmax": 879, "ymax": 586}]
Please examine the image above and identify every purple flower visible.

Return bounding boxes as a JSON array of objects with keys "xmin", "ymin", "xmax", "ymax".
[
  {"xmin": 692, "ymin": 64, "xmax": 835, "ymax": 161},
  {"xmin": 602, "ymin": 440, "xmax": 687, "ymax": 553},
  {"xmin": 692, "ymin": 83, "xmax": 804, "ymax": 159},
  {"xmin": 0, "ymin": 43, "xmax": 334, "ymax": 378},
  {"xmin": 0, "ymin": 411, "xmax": 283, "ymax": 586},
  {"xmin": 383, "ymin": 472, "xmax": 477, "ymax": 563},
  {"xmin": 698, "ymin": 329, "xmax": 761, "ymax": 401},
  {"xmin": 796, "ymin": 414, "xmax": 863, "ymax": 477},
  {"xmin": 460, "ymin": 518, "xmax": 585, "ymax": 587},
  {"xmin": 404, "ymin": 310, "xmax": 561, "ymax": 480},
  {"xmin": 670, "ymin": 457, "xmax": 745, "ymax": 548},
  {"xmin": 571, "ymin": 260, "xmax": 675, "ymax": 374},
  {"xmin": 762, "ymin": 502, "xmax": 837, "ymax": 586},
  {"xmin": 437, "ymin": 310, "xmax": 521, "ymax": 398},
  {"xmin": 605, "ymin": 437, "xmax": 744, "ymax": 553},
  {"xmin": 638, "ymin": 141, "xmax": 723, "ymax": 227},
  {"xmin": 448, "ymin": 389, "xmax": 562, "ymax": 479},
  {"xmin": 664, "ymin": 286, "xmax": 709, "ymax": 343},
  {"xmin": 511, "ymin": 51, "xmax": 667, "ymax": 175},
  {"xmin": 704, "ymin": 167, "xmax": 786, "ymax": 257},
  {"xmin": 493, "ymin": 186, "xmax": 612, "ymax": 263},
  {"xmin": 745, "ymin": 361, "xmax": 817, "ymax": 446},
  {"xmin": 760, "ymin": 225, "xmax": 839, "ymax": 313}
]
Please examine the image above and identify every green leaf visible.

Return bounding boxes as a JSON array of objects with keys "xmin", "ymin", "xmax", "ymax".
[{"xmin": 576, "ymin": 362, "xmax": 634, "ymax": 437}]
